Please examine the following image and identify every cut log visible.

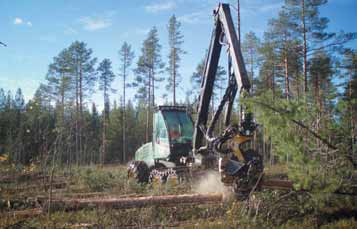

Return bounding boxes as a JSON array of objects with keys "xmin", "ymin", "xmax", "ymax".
[
  {"xmin": 4, "ymin": 208, "xmax": 43, "ymax": 218},
  {"xmin": 260, "ymin": 179, "xmax": 293, "ymax": 190},
  {"xmin": 4, "ymin": 182, "xmax": 67, "ymax": 193},
  {"xmin": 0, "ymin": 172, "xmax": 47, "ymax": 183},
  {"xmin": 44, "ymin": 193, "xmax": 223, "ymax": 211}
]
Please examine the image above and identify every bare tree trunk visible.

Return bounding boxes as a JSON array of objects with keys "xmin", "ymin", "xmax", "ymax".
[
  {"xmin": 75, "ymin": 68, "xmax": 79, "ymax": 166},
  {"xmin": 172, "ymin": 48, "xmax": 176, "ymax": 106},
  {"xmin": 152, "ymin": 68, "xmax": 155, "ymax": 107},
  {"xmin": 272, "ymin": 69, "xmax": 275, "ymax": 98},
  {"xmin": 302, "ymin": 0, "xmax": 308, "ymax": 95},
  {"xmin": 79, "ymin": 66, "xmax": 83, "ymax": 165},
  {"xmin": 123, "ymin": 62, "xmax": 126, "ymax": 163},
  {"xmin": 45, "ymin": 193, "xmax": 223, "ymax": 211},
  {"xmin": 284, "ymin": 55, "xmax": 290, "ymax": 100},
  {"xmin": 146, "ymin": 73, "xmax": 151, "ymax": 142},
  {"xmin": 349, "ymin": 70, "xmax": 354, "ymax": 153},
  {"xmin": 102, "ymin": 108, "xmax": 106, "ymax": 165}
]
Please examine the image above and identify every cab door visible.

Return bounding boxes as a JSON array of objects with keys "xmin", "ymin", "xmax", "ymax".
[{"xmin": 153, "ymin": 111, "xmax": 170, "ymax": 159}]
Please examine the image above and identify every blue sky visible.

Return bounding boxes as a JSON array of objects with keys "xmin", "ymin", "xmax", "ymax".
[{"xmin": 0, "ymin": 0, "xmax": 356, "ymax": 108}]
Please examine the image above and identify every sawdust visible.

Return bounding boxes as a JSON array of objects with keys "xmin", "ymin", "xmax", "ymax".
[{"xmin": 193, "ymin": 171, "xmax": 232, "ymax": 199}]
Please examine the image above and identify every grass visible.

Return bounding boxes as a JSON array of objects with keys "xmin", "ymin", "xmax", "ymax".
[{"xmin": 1, "ymin": 162, "xmax": 357, "ymax": 228}]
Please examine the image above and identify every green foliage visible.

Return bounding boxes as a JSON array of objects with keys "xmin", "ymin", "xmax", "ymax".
[
  {"xmin": 244, "ymin": 91, "xmax": 354, "ymax": 212},
  {"xmin": 166, "ymin": 14, "xmax": 185, "ymax": 104},
  {"xmin": 74, "ymin": 167, "xmax": 119, "ymax": 192}
]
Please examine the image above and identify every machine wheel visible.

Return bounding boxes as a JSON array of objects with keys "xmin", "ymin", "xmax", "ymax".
[{"xmin": 127, "ymin": 161, "xmax": 150, "ymax": 183}]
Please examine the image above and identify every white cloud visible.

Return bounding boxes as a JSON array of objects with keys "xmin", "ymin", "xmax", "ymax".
[
  {"xmin": 79, "ymin": 16, "xmax": 112, "ymax": 31},
  {"xmin": 13, "ymin": 17, "xmax": 33, "ymax": 27},
  {"xmin": 145, "ymin": 1, "xmax": 176, "ymax": 13},
  {"xmin": 14, "ymin": 17, "xmax": 23, "ymax": 25},
  {"xmin": 178, "ymin": 11, "xmax": 208, "ymax": 24}
]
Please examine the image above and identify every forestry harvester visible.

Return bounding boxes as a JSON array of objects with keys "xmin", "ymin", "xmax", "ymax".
[{"xmin": 128, "ymin": 3, "xmax": 263, "ymax": 199}]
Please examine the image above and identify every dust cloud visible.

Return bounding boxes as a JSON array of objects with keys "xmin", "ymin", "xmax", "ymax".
[{"xmin": 193, "ymin": 171, "xmax": 233, "ymax": 199}]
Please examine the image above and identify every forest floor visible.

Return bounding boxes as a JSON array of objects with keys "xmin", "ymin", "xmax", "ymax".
[{"xmin": 1, "ymin": 163, "xmax": 357, "ymax": 228}]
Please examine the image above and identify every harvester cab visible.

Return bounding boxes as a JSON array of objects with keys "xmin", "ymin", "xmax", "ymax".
[{"xmin": 128, "ymin": 106, "xmax": 196, "ymax": 183}]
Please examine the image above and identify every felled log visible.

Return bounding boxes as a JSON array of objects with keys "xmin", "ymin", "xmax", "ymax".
[
  {"xmin": 0, "ymin": 172, "xmax": 47, "ymax": 183},
  {"xmin": 4, "ymin": 208, "xmax": 43, "ymax": 218},
  {"xmin": 4, "ymin": 182, "xmax": 67, "ymax": 193},
  {"xmin": 44, "ymin": 193, "xmax": 223, "ymax": 211},
  {"xmin": 260, "ymin": 179, "xmax": 293, "ymax": 190}
]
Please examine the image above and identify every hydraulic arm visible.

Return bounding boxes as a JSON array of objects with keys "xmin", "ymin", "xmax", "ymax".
[{"xmin": 193, "ymin": 3, "xmax": 262, "ymax": 199}]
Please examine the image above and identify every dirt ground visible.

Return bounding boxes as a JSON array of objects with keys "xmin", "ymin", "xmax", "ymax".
[{"xmin": 1, "ymin": 163, "xmax": 357, "ymax": 228}]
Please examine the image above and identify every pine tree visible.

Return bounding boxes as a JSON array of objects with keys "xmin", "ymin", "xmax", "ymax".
[
  {"xmin": 285, "ymin": 0, "xmax": 356, "ymax": 95},
  {"xmin": 258, "ymin": 34, "xmax": 279, "ymax": 96},
  {"xmin": 268, "ymin": 9, "xmax": 300, "ymax": 100},
  {"xmin": 191, "ymin": 56, "xmax": 226, "ymax": 105},
  {"xmin": 97, "ymin": 58, "xmax": 116, "ymax": 164},
  {"xmin": 45, "ymin": 48, "xmax": 74, "ymax": 164},
  {"xmin": 119, "ymin": 42, "xmax": 134, "ymax": 163},
  {"xmin": 339, "ymin": 49, "xmax": 357, "ymax": 160},
  {"xmin": 134, "ymin": 27, "xmax": 164, "ymax": 142},
  {"xmin": 67, "ymin": 41, "xmax": 97, "ymax": 165},
  {"xmin": 242, "ymin": 31, "xmax": 261, "ymax": 93},
  {"xmin": 166, "ymin": 15, "xmax": 185, "ymax": 105}
]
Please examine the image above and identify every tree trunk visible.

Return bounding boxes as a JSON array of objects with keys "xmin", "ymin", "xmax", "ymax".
[
  {"xmin": 302, "ymin": 0, "xmax": 308, "ymax": 95},
  {"xmin": 173, "ymin": 48, "xmax": 176, "ymax": 105},
  {"xmin": 123, "ymin": 62, "xmax": 126, "ymax": 163},
  {"xmin": 284, "ymin": 55, "xmax": 290, "ymax": 100},
  {"xmin": 44, "ymin": 193, "xmax": 223, "ymax": 211},
  {"xmin": 349, "ymin": 69, "xmax": 354, "ymax": 154},
  {"xmin": 102, "ymin": 106, "xmax": 106, "ymax": 165},
  {"xmin": 75, "ymin": 66, "xmax": 79, "ymax": 165},
  {"xmin": 79, "ymin": 66, "xmax": 83, "ymax": 165}
]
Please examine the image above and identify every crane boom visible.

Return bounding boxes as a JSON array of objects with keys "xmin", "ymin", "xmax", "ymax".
[{"xmin": 193, "ymin": 3, "xmax": 251, "ymax": 152}]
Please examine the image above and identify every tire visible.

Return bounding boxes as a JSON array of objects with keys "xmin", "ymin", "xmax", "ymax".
[{"xmin": 127, "ymin": 161, "xmax": 150, "ymax": 183}]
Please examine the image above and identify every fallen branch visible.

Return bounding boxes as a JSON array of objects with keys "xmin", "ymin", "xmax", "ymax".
[
  {"xmin": 4, "ymin": 208, "xmax": 43, "ymax": 218},
  {"xmin": 43, "ymin": 193, "xmax": 223, "ymax": 211}
]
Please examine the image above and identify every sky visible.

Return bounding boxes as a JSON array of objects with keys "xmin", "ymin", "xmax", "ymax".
[{"xmin": 0, "ymin": 0, "xmax": 356, "ymax": 108}]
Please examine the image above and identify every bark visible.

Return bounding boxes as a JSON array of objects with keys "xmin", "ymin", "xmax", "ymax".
[
  {"xmin": 5, "ymin": 208, "xmax": 43, "ymax": 218},
  {"xmin": 173, "ymin": 48, "xmax": 176, "ymax": 105},
  {"xmin": 146, "ymin": 73, "xmax": 151, "ymax": 142},
  {"xmin": 302, "ymin": 0, "xmax": 308, "ymax": 95},
  {"xmin": 43, "ymin": 193, "xmax": 223, "ymax": 211},
  {"xmin": 260, "ymin": 179, "xmax": 293, "ymax": 190},
  {"xmin": 349, "ymin": 70, "xmax": 355, "ymax": 156},
  {"xmin": 75, "ymin": 64, "xmax": 79, "ymax": 165},
  {"xmin": 79, "ymin": 65, "xmax": 83, "ymax": 164},
  {"xmin": 122, "ymin": 58, "xmax": 126, "ymax": 163},
  {"xmin": 102, "ymin": 105, "xmax": 106, "ymax": 165},
  {"xmin": 284, "ymin": 55, "xmax": 290, "ymax": 100}
]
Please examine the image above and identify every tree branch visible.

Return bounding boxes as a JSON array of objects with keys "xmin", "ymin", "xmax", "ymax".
[{"xmin": 253, "ymin": 101, "xmax": 338, "ymax": 150}]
